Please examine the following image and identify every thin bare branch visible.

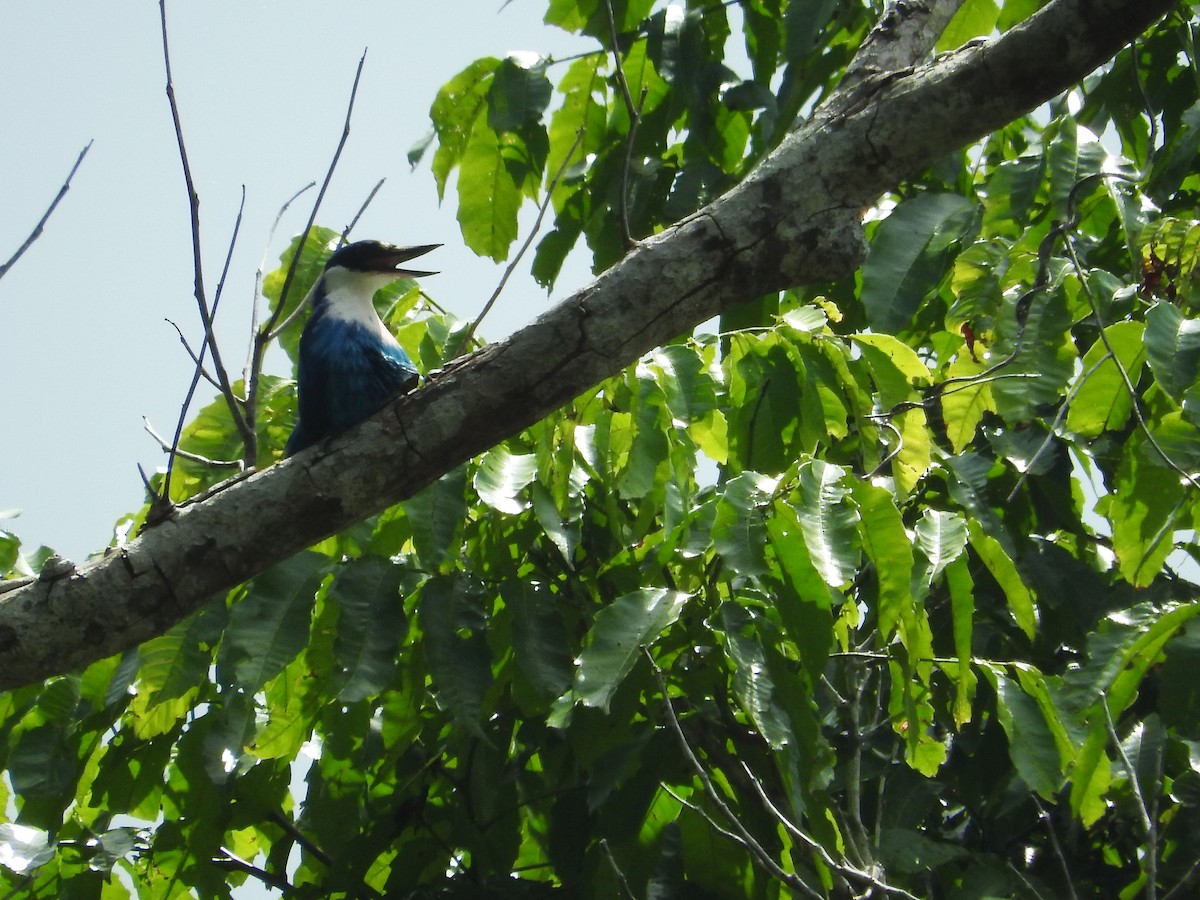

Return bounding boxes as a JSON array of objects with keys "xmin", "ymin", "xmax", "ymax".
[
  {"xmin": 1032, "ymin": 797, "xmax": 1079, "ymax": 900},
  {"xmin": 599, "ymin": 840, "xmax": 638, "ymax": 900},
  {"xmin": 1103, "ymin": 694, "xmax": 1158, "ymax": 900},
  {"xmin": 143, "ymin": 419, "xmax": 240, "ymax": 469},
  {"xmin": 158, "ymin": 0, "xmax": 252, "ymax": 450},
  {"xmin": 602, "ymin": 0, "xmax": 642, "ymax": 247},
  {"xmin": 339, "ymin": 176, "xmax": 386, "ymax": 246},
  {"xmin": 738, "ymin": 760, "xmax": 920, "ymax": 899},
  {"xmin": 164, "ymin": 318, "xmax": 221, "ymax": 390},
  {"xmin": 247, "ymin": 181, "xmax": 316, "ymax": 381},
  {"xmin": 244, "ymin": 49, "xmax": 369, "ymax": 465},
  {"xmin": 0, "ymin": 141, "xmax": 92, "ymax": 283},
  {"xmin": 159, "ymin": 186, "xmax": 248, "ymax": 505},
  {"xmin": 460, "ymin": 127, "xmax": 588, "ymax": 352},
  {"xmin": 647, "ymin": 652, "xmax": 825, "ymax": 898}
]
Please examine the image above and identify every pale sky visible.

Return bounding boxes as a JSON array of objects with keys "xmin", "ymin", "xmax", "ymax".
[{"xmin": 0, "ymin": 2, "xmax": 594, "ymax": 560}]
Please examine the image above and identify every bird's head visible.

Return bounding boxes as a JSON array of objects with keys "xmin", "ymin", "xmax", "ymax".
[
  {"xmin": 325, "ymin": 240, "xmax": 440, "ymax": 279},
  {"xmin": 314, "ymin": 240, "xmax": 440, "ymax": 312}
]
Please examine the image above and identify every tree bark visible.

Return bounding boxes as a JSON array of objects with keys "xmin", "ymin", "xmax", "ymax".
[{"xmin": 0, "ymin": 0, "xmax": 1175, "ymax": 690}]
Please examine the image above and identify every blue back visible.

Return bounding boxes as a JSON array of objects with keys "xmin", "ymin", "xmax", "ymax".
[{"xmin": 284, "ymin": 307, "xmax": 419, "ymax": 456}]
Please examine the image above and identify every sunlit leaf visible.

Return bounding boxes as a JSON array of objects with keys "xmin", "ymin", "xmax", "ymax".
[
  {"xmin": 861, "ymin": 193, "xmax": 978, "ymax": 332},
  {"xmin": 572, "ymin": 588, "xmax": 689, "ymax": 711},
  {"xmin": 914, "ymin": 509, "xmax": 968, "ymax": 586},
  {"xmin": 967, "ymin": 520, "xmax": 1037, "ymax": 639},
  {"xmin": 474, "ymin": 446, "xmax": 538, "ymax": 513}
]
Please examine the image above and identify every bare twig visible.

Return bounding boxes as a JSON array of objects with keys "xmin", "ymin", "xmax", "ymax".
[
  {"xmin": 737, "ymin": 760, "xmax": 920, "ymax": 900},
  {"xmin": 460, "ymin": 127, "xmax": 587, "ymax": 352},
  {"xmin": 599, "ymin": 840, "xmax": 638, "ymax": 900},
  {"xmin": 212, "ymin": 848, "xmax": 292, "ymax": 893},
  {"xmin": 339, "ymin": 176, "xmax": 386, "ymax": 246},
  {"xmin": 244, "ymin": 49, "xmax": 369, "ymax": 465},
  {"xmin": 1032, "ymin": 797, "xmax": 1079, "ymax": 900},
  {"xmin": 247, "ymin": 181, "xmax": 316, "ymax": 378},
  {"xmin": 0, "ymin": 141, "xmax": 92, "ymax": 283},
  {"xmin": 1103, "ymin": 694, "xmax": 1158, "ymax": 900},
  {"xmin": 646, "ymin": 651, "xmax": 825, "ymax": 898},
  {"xmin": 602, "ymin": 0, "xmax": 643, "ymax": 247},
  {"xmin": 160, "ymin": 187, "xmax": 248, "ymax": 504},
  {"xmin": 164, "ymin": 318, "xmax": 221, "ymax": 390},
  {"xmin": 143, "ymin": 419, "xmax": 240, "ymax": 468},
  {"xmin": 158, "ymin": 0, "xmax": 252, "ymax": 450},
  {"xmin": 269, "ymin": 810, "xmax": 333, "ymax": 870}
]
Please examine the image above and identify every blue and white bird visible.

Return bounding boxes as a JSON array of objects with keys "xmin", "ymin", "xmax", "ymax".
[{"xmin": 283, "ymin": 240, "xmax": 438, "ymax": 457}]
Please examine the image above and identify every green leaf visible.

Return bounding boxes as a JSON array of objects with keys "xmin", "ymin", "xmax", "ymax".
[
  {"xmin": 649, "ymin": 344, "xmax": 717, "ymax": 424},
  {"xmin": 1145, "ymin": 301, "xmax": 1200, "ymax": 405},
  {"xmin": 792, "ymin": 460, "xmax": 859, "ymax": 588},
  {"xmin": 712, "ymin": 472, "xmax": 773, "ymax": 576},
  {"xmin": 852, "ymin": 482, "xmax": 915, "ymax": 639},
  {"xmin": 573, "ymin": 589, "xmax": 689, "ymax": 711},
  {"xmin": 1159, "ymin": 618, "xmax": 1200, "ymax": 739},
  {"xmin": 1067, "ymin": 321, "xmax": 1145, "ymax": 438},
  {"xmin": 940, "ymin": 349, "xmax": 996, "ymax": 453},
  {"xmin": 430, "ymin": 57, "xmax": 502, "ymax": 197},
  {"xmin": 938, "ymin": 0, "xmax": 999, "ymax": 49},
  {"xmin": 217, "ymin": 553, "xmax": 325, "ymax": 691},
  {"xmin": 474, "ymin": 446, "xmax": 538, "ymax": 513},
  {"xmin": 716, "ymin": 603, "xmax": 796, "ymax": 750},
  {"xmin": 504, "ymin": 582, "xmax": 574, "ymax": 702},
  {"xmin": 861, "ymin": 193, "xmax": 978, "ymax": 333},
  {"xmin": 456, "ymin": 119, "xmax": 522, "ymax": 261},
  {"xmin": 944, "ymin": 556, "xmax": 976, "ymax": 726},
  {"xmin": 726, "ymin": 335, "xmax": 804, "ymax": 473},
  {"xmin": 328, "ymin": 558, "xmax": 408, "ymax": 702},
  {"xmin": 989, "ymin": 287, "xmax": 1077, "ymax": 422},
  {"xmin": 852, "ymin": 333, "xmax": 931, "ymax": 406},
  {"xmin": 1102, "ymin": 441, "xmax": 1185, "ymax": 587},
  {"xmin": 487, "ymin": 56, "xmax": 552, "ymax": 132},
  {"xmin": 765, "ymin": 501, "xmax": 837, "ymax": 679},
  {"xmin": 981, "ymin": 667, "xmax": 1063, "ymax": 798},
  {"xmin": 405, "ymin": 466, "xmax": 469, "ymax": 572},
  {"xmin": 914, "ymin": 509, "xmax": 968, "ymax": 586},
  {"xmin": 420, "ymin": 575, "xmax": 493, "ymax": 728},
  {"xmin": 967, "ymin": 520, "xmax": 1036, "ymax": 639}
]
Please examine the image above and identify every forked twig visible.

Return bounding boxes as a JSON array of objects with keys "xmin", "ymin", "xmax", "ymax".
[
  {"xmin": 159, "ymin": 187, "xmax": 247, "ymax": 506},
  {"xmin": 646, "ymin": 651, "xmax": 825, "ymax": 898},
  {"xmin": 143, "ymin": 419, "xmax": 240, "ymax": 468}
]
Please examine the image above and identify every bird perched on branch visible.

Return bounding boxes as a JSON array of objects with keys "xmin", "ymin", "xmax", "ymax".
[{"xmin": 284, "ymin": 240, "xmax": 438, "ymax": 457}]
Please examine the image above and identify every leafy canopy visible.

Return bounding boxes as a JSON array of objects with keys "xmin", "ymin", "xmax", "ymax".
[{"xmin": 4, "ymin": 1, "xmax": 1200, "ymax": 898}]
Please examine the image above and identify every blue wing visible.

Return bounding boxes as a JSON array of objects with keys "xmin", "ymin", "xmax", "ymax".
[{"xmin": 285, "ymin": 318, "xmax": 418, "ymax": 456}]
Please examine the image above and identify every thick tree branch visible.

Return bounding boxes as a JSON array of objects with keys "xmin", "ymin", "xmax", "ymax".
[{"xmin": 0, "ymin": 0, "xmax": 1174, "ymax": 689}]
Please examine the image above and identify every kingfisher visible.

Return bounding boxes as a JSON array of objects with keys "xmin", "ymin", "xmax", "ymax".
[{"xmin": 283, "ymin": 240, "xmax": 439, "ymax": 457}]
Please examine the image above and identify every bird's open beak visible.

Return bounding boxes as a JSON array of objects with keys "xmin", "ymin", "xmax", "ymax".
[{"xmin": 378, "ymin": 243, "xmax": 440, "ymax": 278}]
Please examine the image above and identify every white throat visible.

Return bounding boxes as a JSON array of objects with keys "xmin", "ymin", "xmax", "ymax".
[{"xmin": 317, "ymin": 267, "xmax": 399, "ymax": 336}]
